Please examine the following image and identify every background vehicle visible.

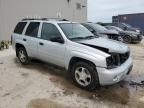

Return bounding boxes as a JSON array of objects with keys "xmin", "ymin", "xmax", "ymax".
[
  {"xmin": 106, "ymin": 26, "xmax": 143, "ymax": 43},
  {"xmin": 116, "ymin": 23, "xmax": 141, "ymax": 33},
  {"xmin": 112, "ymin": 13, "xmax": 144, "ymax": 34},
  {"xmin": 12, "ymin": 18, "xmax": 132, "ymax": 90},
  {"xmin": 102, "ymin": 23, "xmax": 141, "ymax": 33},
  {"xmin": 82, "ymin": 23, "xmax": 123, "ymax": 42}
]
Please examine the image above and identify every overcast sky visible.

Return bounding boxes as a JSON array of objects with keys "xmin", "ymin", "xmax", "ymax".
[{"xmin": 88, "ymin": 0, "xmax": 144, "ymax": 23}]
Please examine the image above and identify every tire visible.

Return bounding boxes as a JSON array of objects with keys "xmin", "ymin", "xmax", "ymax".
[
  {"xmin": 123, "ymin": 36, "xmax": 132, "ymax": 43},
  {"xmin": 17, "ymin": 47, "xmax": 30, "ymax": 65},
  {"xmin": 71, "ymin": 62, "xmax": 99, "ymax": 90}
]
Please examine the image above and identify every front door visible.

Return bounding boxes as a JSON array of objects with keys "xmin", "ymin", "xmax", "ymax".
[{"xmin": 38, "ymin": 23, "xmax": 65, "ymax": 67}]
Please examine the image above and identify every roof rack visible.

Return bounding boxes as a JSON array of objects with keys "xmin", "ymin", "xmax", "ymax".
[{"xmin": 22, "ymin": 18, "xmax": 69, "ymax": 21}]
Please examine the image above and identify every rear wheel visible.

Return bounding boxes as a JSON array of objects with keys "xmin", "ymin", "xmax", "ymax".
[
  {"xmin": 17, "ymin": 47, "xmax": 30, "ymax": 65},
  {"xmin": 71, "ymin": 62, "xmax": 99, "ymax": 90}
]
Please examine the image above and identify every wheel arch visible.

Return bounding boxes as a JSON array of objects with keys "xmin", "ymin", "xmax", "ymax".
[
  {"xmin": 15, "ymin": 43, "xmax": 26, "ymax": 57},
  {"xmin": 68, "ymin": 57, "xmax": 96, "ymax": 72}
]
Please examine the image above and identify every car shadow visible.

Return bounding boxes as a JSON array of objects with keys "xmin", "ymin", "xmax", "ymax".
[{"xmin": 13, "ymin": 57, "xmax": 143, "ymax": 106}]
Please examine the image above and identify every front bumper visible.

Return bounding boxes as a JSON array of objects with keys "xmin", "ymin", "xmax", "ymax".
[
  {"xmin": 96, "ymin": 56, "xmax": 133, "ymax": 85},
  {"xmin": 131, "ymin": 35, "xmax": 143, "ymax": 42}
]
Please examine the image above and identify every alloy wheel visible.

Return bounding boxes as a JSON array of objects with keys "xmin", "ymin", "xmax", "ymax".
[
  {"xmin": 18, "ymin": 50, "xmax": 27, "ymax": 63},
  {"xmin": 75, "ymin": 67, "xmax": 92, "ymax": 87}
]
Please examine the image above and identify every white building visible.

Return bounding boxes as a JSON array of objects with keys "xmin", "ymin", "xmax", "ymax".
[{"xmin": 0, "ymin": 0, "xmax": 87, "ymax": 40}]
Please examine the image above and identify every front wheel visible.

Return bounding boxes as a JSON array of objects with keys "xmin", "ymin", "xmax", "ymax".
[
  {"xmin": 123, "ymin": 36, "xmax": 132, "ymax": 43},
  {"xmin": 71, "ymin": 62, "xmax": 99, "ymax": 90},
  {"xmin": 17, "ymin": 47, "xmax": 30, "ymax": 65}
]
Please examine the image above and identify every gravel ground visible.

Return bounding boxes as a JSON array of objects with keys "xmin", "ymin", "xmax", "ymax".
[{"xmin": 0, "ymin": 40, "xmax": 144, "ymax": 108}]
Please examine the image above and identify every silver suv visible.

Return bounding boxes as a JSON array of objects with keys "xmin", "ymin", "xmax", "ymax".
[{"xmin": 12, "ymin": 18, "xmax": 133, "ymax": 90}]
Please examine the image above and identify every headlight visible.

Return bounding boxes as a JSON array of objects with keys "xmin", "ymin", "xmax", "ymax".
[
  {"xmin": 106, "ymin": 54, "xmax": 120, "ymax": 69},
  {"xmin": 130, "ymin": 34, "xmax": 137, "ymax": 37},
  {"xmin": 106, "ymin": 56, "xmax": 113, "ymax": 69},
  {"xmin": 136, "ymin": 30, "xmax": 140, "ymax": 33}
]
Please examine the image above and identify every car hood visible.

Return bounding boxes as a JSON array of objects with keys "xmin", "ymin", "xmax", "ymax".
[
  {"xmin": 100, "ymin": 30, "xmax": 119, "ymax": 35},
  {"xmin": 121, "ymin": 30, "xmax": 139, "ymax": 35},
  {"xmin": 77, "ymin": 37, "xmax": 129, "ymax": 53},
  {"xmin": 130, "ymin": 27, "xmax": 141, "ymax": 32}
]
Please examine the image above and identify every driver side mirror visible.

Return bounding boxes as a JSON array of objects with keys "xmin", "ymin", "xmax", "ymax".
[
  {"xmin": 89, "ymin": 29, "xmax": 95, "ymax": 34},
  {"xmin": 123, "ymin": 27, "xmax": 127, "ymax": 30},
  {"xmin": 91, "ymin": 30, "xmax": 97, "ymax": 35},
  {"xmin": 50, "ymin": 36, "xmax": 64, "ymax": 44},
  {"xmin": 90, "ymin": 29, "xmax": 95, "ymax": 33}
]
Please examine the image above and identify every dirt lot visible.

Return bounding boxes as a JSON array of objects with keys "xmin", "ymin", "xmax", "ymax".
[{"xmin": 0, "ymin": 40, "xmax": 144, "ymax": 108}]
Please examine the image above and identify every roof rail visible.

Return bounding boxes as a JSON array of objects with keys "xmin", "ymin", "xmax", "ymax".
[{"xmin": 22, "ymin": 18, "xmax": 69, "ymax": 21}]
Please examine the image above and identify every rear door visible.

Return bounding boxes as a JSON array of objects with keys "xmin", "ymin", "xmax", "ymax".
[{"xmin": 24, "ymin": 22, "xmax": 40, "ymax": 58}]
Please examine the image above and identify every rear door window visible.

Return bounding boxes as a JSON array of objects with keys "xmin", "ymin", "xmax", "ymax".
[
  {"xmin": 25, "ymin": 22, "xmax": 40, "ymax": 37},
  {"xmin": 14, "ymin": 22, "xmax": 27, "ymax": 34}
]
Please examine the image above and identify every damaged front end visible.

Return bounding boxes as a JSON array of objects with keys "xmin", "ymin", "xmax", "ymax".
[{"xmin": 106, "ymin": 51, "xmax": 130, "ymax": 69}]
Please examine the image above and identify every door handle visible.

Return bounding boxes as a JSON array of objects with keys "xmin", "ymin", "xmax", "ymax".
[
  {"xmin": 39, "ymin": 42, "xmax": 44, "ymax": 46},
  {"xmin": 23, "ymin": 38, "xmax": 27, "ymax": 41}
]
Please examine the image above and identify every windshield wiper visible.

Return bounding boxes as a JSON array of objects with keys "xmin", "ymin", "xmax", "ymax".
[
  {"xmin": 85, "ymin": 35, "xmax": 96, "ymax": 39},
  {"xmin": 70, "ymin": 36, "xmax": 97, "ymax": 40},
  {"xmin": 70, "ymin": 37, "xmax": 85, "ymax": 40}
]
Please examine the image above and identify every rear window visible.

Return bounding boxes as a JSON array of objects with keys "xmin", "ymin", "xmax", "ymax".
[
  {"xmin": 14, "ymin": 22, "xmax": 27, "ymax": 34},
  {"xmin": 25, "ymin": 22, "xmax": 40, "ymax": 37}
]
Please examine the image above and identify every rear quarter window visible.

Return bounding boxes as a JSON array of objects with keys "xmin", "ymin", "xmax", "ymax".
[{"xmin": 14, "ymin": 22, "xmax": 27, "ymax": 34}]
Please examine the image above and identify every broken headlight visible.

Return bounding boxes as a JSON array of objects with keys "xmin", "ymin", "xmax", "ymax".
[
  {"xmin": 106, "ymin": 54, "xmax": 120, "ymax": 69},
  {"xmin": 106, "ymin": 52, "xmax": 130, "ymax": 69}
]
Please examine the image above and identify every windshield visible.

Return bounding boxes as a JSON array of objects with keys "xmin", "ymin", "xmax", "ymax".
[
  {"xmin": 122, "ymin": 23, "xmax": 132, "ymax": 28},
  {"xmin": 90, "ymin": 23, "xmax": 107, "ymax": 33},
  {"xmin": 112, "ymin": 26, "xmax": 123, "ymax": 32},
  {"xmin": 59, "ymin": 23, "xmax": 95, "ymax": 40}
]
